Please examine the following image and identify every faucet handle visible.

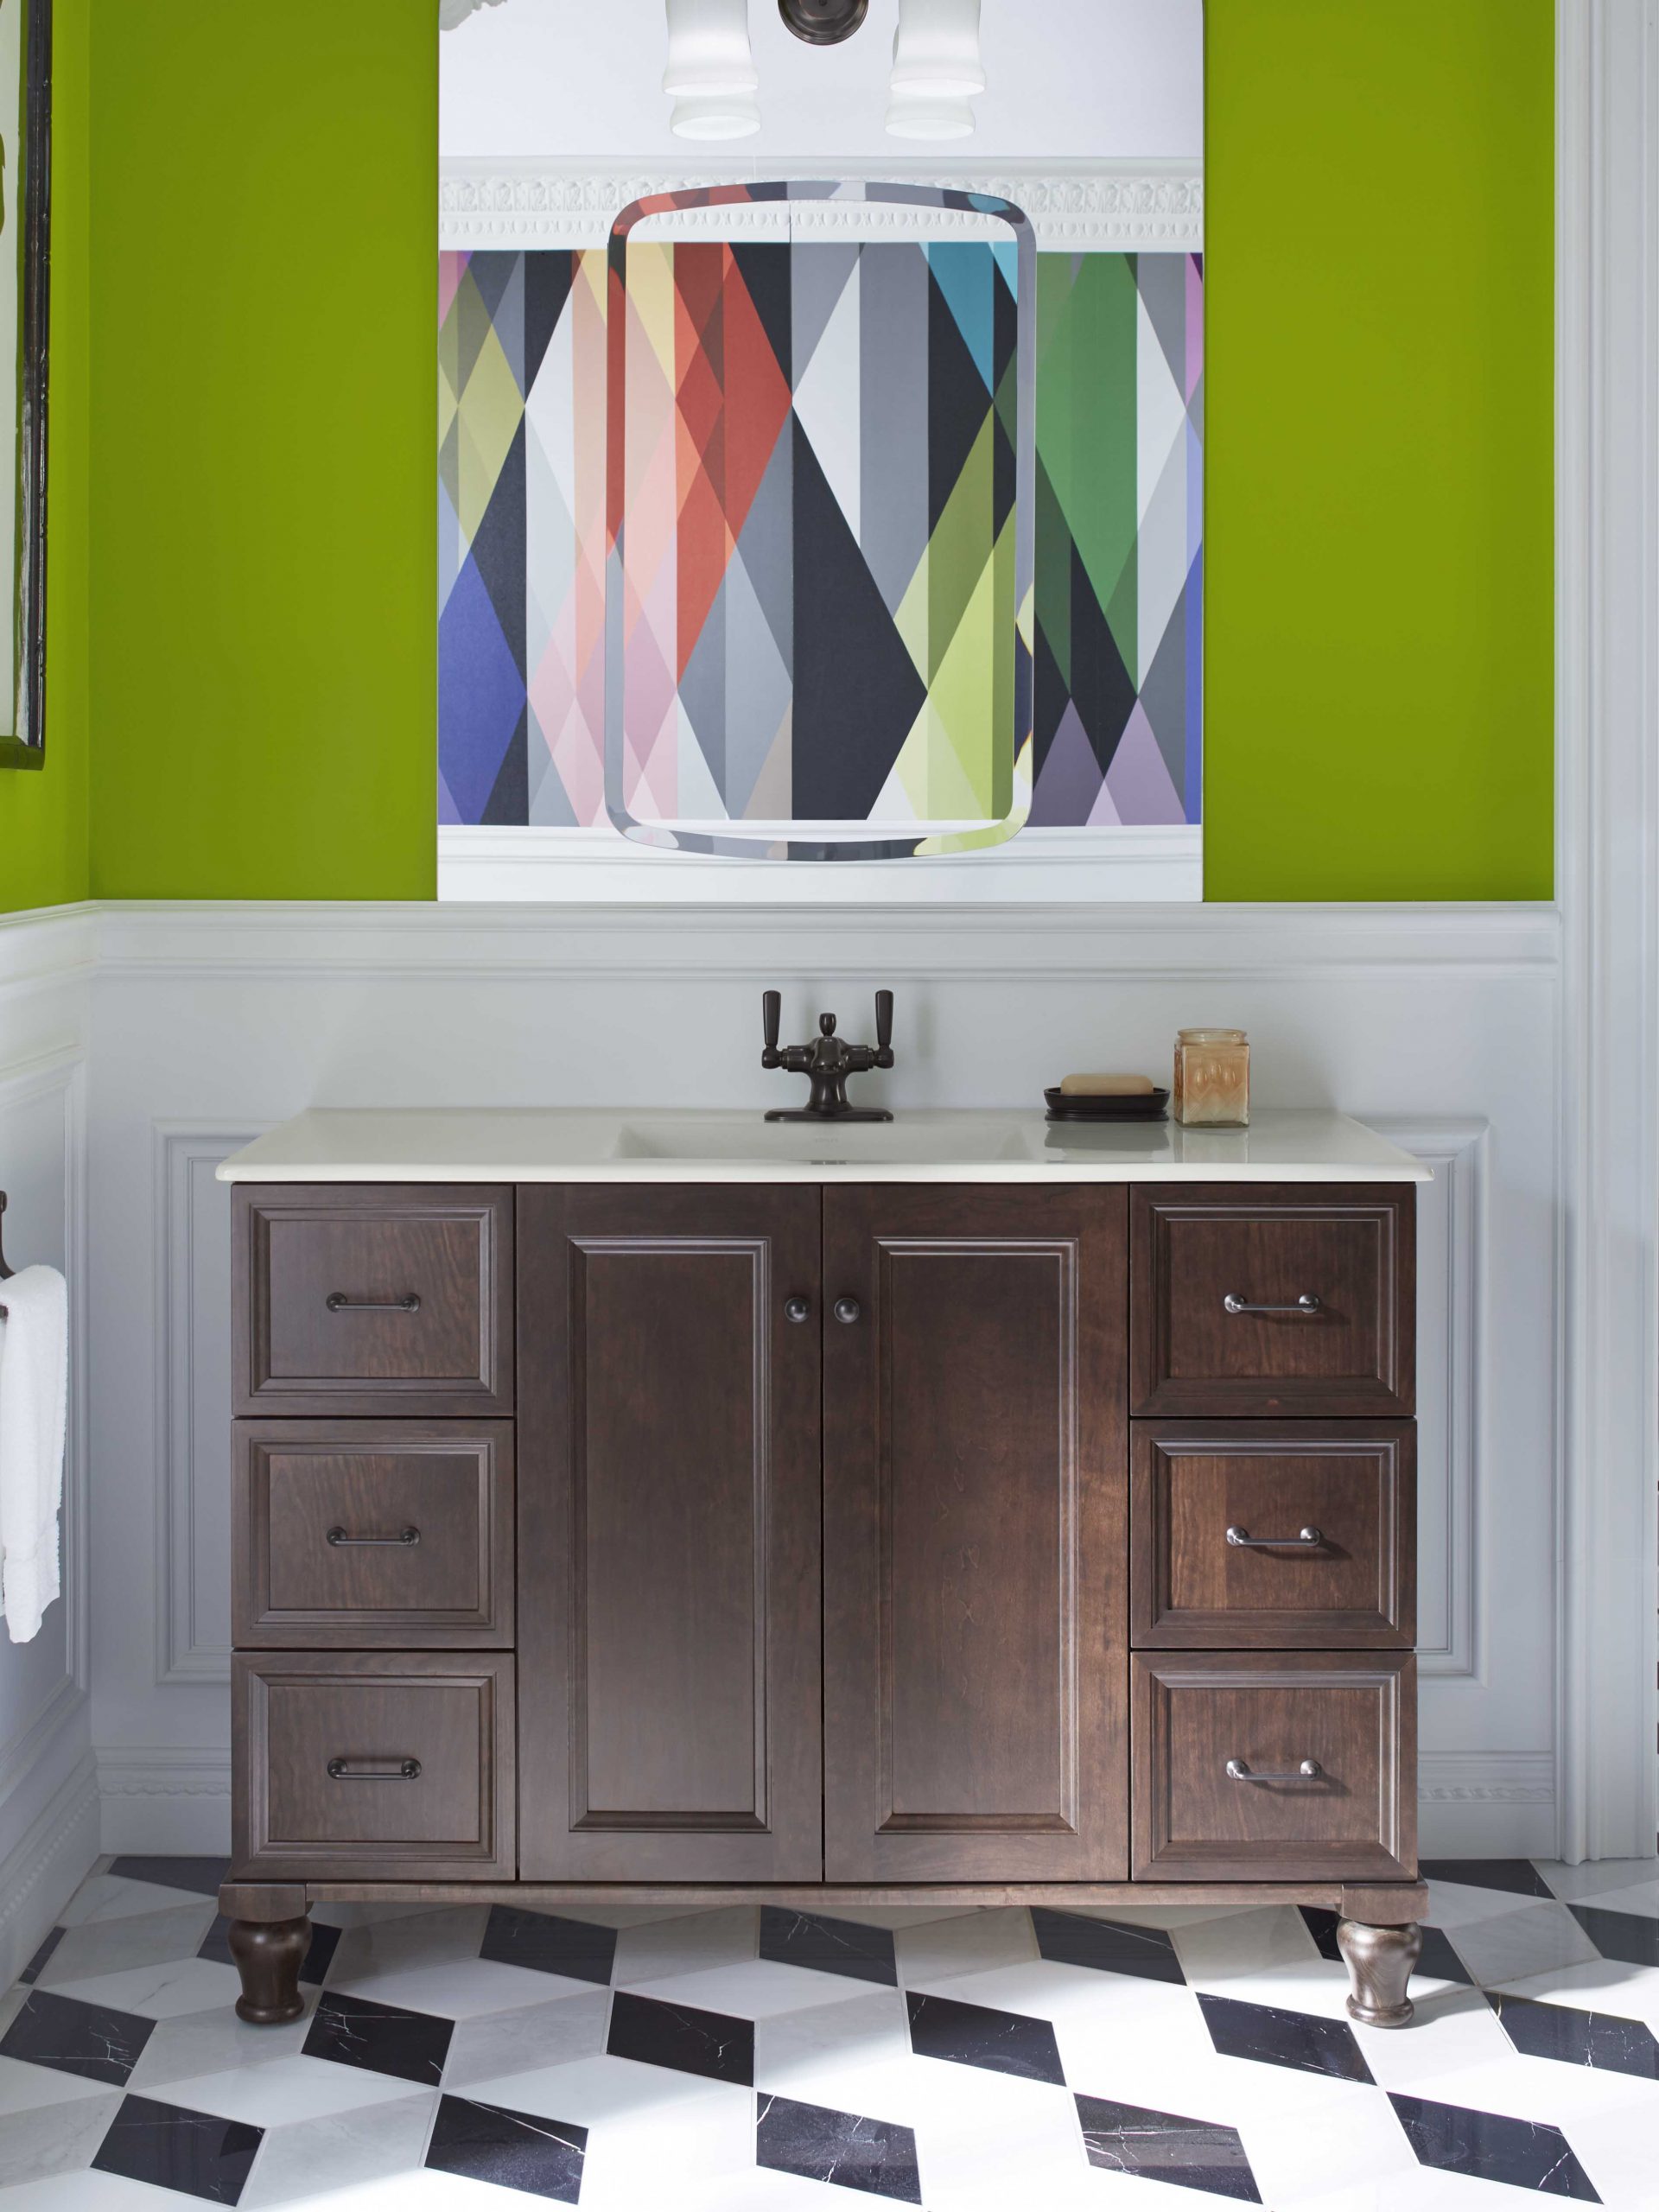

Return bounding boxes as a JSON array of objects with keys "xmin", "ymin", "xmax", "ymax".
[
  {"xmin": 761, "ymin": 989, "xmax": 781, "ymax": 1065},
  {"xmin": 874, "ymin": 988, "xmax": 893, "ymax": 1066}
]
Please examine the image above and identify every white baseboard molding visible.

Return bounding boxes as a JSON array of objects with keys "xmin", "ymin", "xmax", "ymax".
[
  {"xmin": 1418, "ymin": 1753, "xmax": 1558, "ymax": 1859},
  {"xmin": 0, "ymin": 1751, "xmax": 100, "ymax": 1988},
  {"xmin": 98, "ymin": 1750, "xmax": 232, "ymax": 1856}
]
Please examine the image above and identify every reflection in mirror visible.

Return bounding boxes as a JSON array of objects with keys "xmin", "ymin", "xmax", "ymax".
[{"xmin": 439, "ymin": 1, "xmax": 1202, "ymax": 888}]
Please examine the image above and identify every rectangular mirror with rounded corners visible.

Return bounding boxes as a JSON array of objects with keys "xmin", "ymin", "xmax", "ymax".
[{"xmin": 439, "ymin": 0, "xmax": 1202, "ymax": 893}]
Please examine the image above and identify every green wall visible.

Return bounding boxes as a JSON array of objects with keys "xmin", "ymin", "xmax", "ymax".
[
  {"xmin": 1205, "ymin": 0, "xmax": 1554, "ymax": 899},
  {"xmin": 0, "ymin": 0, "xmax": 87, "ymax": 915},
  {"xmin": 4, "ymin": 0, "xmax": 1555, "ymax": 909},
  {"xmin": 87, "ymin": 0, "xmax": 436, "ymax": 900}
]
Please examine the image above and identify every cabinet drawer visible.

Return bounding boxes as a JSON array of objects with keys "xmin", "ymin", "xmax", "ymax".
[
  {"xmin": 1130, "ymin": 1186, "xmax": 1414, "ymax": 1417},
  {"xmin": 1132, "ymin": 1651, "xmax": 1414, "ymax": 1881},
  {"xmin": 232, "ymin": 1422, "xmax": 513, "ymax": 1648},
  {"xmin": 232, "ymin": 1652, "xmax": 514, "ymax": 1880},
  {"xmin": 1131, "ymin": 1422, "xmax": 1414, "ymax": 1648},
  {"xmin": 232, "ymin": 1185, "xmax": 513, "ymax": 1417}
]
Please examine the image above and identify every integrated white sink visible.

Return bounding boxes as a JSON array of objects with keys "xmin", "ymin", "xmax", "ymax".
[{"xmin": 612, "ymin": 1115, "xmax": 1034, "ymax": 1166}]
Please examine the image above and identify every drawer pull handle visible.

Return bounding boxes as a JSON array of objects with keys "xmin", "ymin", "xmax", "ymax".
[
  {"xmin": 1226, "ymin": 1758, "xmax": 1323, "ymax": 1783},
  {"xmin": 327, "ymin": 1526, "xmax": 421, "ymax": 1548},
  {"xmin": 1226, "ymin": 1525, "xmax": 1325, "ymax": 1549},
  {"xmin": 785, "ymin": 1296, "xmax": 811, "ymax": 1324},
  {"xmin": 326, "ymin": 1293, "xmax": 421, "ymax": 1313},
  {"xmin": 1223, "ymin": 1292, "xmax": 1321, "ymax": 1316},
  {"xmin": 327, "ymin": 1758, "xmax": 422, "ymax": 1781}
]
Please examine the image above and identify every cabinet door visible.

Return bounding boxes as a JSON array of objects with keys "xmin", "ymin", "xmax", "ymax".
[
  {"xmin": 823, "ymin": 1186, "xmax": 1129, "ymax": 1880},
  {"xmin": 518, "ymin": 1186, "xmax": 823, "ymax": 1878}
]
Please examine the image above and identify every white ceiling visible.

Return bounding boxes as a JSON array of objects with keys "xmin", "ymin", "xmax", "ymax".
[{"xmin": 440, "ymin": 0, "xmax": 1203, "ymax": 165}]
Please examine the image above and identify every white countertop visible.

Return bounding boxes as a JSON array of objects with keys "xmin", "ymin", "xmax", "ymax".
[{"xmin": 217, "ymin": 1109, "xmax": 1429, "ymax": 1185}]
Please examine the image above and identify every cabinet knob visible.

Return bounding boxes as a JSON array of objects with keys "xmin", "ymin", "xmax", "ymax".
[
  {"xmin": 784, "ymin": 1296, "xmax": 811, "ymax": 1324},
  {"xmin": 834, "ymin": 1296, "xmax": 862, "ymax": 1325}
]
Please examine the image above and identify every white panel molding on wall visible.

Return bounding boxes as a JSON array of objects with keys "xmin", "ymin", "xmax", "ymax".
[
  {"xmin": 86, "ymin": 895, "xmax": 1562, "ymax": 1858},
  {"xmin": 0, "ymin": 912, "xmax": 96, "ymax": 1982},
  {"xmin": 439, "ymin": 158, "xmax": 1204, "ymax": 251},
  {"xmin": 155, "ymin": 1128, "xmax": 264, "ymax": 1687},
  {"xmin": 1554, "ymin": 0, "xmax": 1659, "ymax": 1862}
]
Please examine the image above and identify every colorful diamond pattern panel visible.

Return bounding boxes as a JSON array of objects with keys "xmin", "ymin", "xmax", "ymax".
[
  {"xmin": 439, "ymin": 243, "xmax": 1202, "ymax": 839},
  {"xmin": 6, "ymin": 1855, "xmax": 1659, "ymax": 2206}
]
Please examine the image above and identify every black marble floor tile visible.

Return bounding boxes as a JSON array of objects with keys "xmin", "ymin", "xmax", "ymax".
[
  {"xmin": 1389, "ymin": 2091, "xmax": 1601, "ymax": 2201},
  {"xmin": 757, "ymin": 2092, "xmax": 922, "ymax": 2202},
  {"xmin": 1032, "ymin": 1909, "xmax": 1185, "ymax": 1984},
  {"xmin": 106, "ymin": 1856, "xmax": 232, "ymax": 1898},
  {"xmin": 17, "ymin": 1924, "xmax": 65, "ymax": 1983},
  {"xmin": 1488, "ymin": 1991, "xmax": 1659, "ymax": 2079},
  {"xmin": 91, "ymin": 2093, "xmax": 263, "ymax": 2205},
  {"xmin": 1567, "ymin": 1902, "xmax": 1659, "ymax": 1967},
  {"xmin": 905, "ymin": 1989, "xmax": 1065, "ymax": 2086},
  {"xmin": 1420, "ymin": 1858, "xmax": 1554, "ymax": 1899},
  {"xmin": 1298, "ymin": 1908, "xmax": 1471, "ymax": 1986},
  {"xmin": 302, "ymin": 1988, "xmax": 454, "ymax": 2085},
  {"xmin": 606, "ymin": 1989, "xmax": 753, "ymax": 2085},
  {"xmin": 0, "ymin": 1986, "xmax": 155, "ymax": 2085},
  {"xmin": 425, "ymin": 2091, "xmax": 588, "ymax": 2203},
  {"xmin": 1197, "ymin": 1993, "xmax": 1375, "ymax": 2085},
  {"xmin": 758, "ymin": 1907, "xmax": 898, "ymax": 1987},
  {"xmin": 479, "ymin": 1905, "xmax": 617, "ymax": 1987},
  {"xmin": 196, "ymin": 1914, "xmax": 340, "ymax": 1986},
  {"xmin": 1076, "ymin": 2091, "xmax": 1262, "ymax": 2203}
]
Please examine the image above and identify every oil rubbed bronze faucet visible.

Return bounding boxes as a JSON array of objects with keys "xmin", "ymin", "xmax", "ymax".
[{"xmin": 761, "ymin": 989, "xmax": 894, "ymax": 1122}]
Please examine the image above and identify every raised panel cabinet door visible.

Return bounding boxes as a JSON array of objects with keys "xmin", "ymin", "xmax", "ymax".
[
  {"xmin": 517, "ymin": 1185, "xmax": 823, "ymax": 1879},
  {"xmin": 823, "ymin": 1185, "xmax": 1129, "ymax": 1880}
]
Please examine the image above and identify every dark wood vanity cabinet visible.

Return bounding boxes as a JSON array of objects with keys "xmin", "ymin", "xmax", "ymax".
[{"xmin": 226, "ymin": 1173, "xmax": 1424, "ymax": 2030}]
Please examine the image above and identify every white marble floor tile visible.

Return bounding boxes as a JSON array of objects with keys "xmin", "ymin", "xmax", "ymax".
[
  {"xmin": 127, "ymin": 1999, "xmax": 316, "ymax": 2089},
  {"xmin": 609, "ymin": 1906, "xmax": 760, "ymax": 1986},
  {"xmin": 322, "ymin": 1906, "xmax": 490, "ymax": 1983},
  {"xmin": 239, "ymin": 2093, "xmax": 439, "ymax": 2209},
  {"xmin": 1172, "ymin": 1903, "xmax": 1357, "ymax": 2016},
  {"xmin": 0, "ymin": 2087, "xmax": 123, "ymax": 2190},
  {"xmin": 1494, "ymin": 1955, "xmax": 1659, "ymax": 2028},
  {"xmin": 153, "ymin": 2052, "xmax": 438, "ymax": 2127},
  {"xmin": 0, "ymin": 2173, "xmax": 163, "ymax": 2210},
  {"xmin": 1432, "ymin": 1898, "xmax": 1603, "ymax": 1987},
  {"xmin": 35, "ymin": 1903, "xmax": 218, "ymax": 1990},
  {"xmin": 1534, "ymin": 1856, "xmax": 1659, "ymax": 1914},
  {"xmin": 1236, "ymin": 2082, "xmax": 1421, "ymax": 2210},
  {"xmin": 0, "ymin": 2053, "xmax": 127, "ymax": 2119},
  {"xmin": 55, "ymin": 1876, "xmax": 214, "ymax": 1930},
  {"xmin": 622, "ymin": 1956, "xmax": 885, "ymax": 2023},
  {"xmin": 325, "ymin": 1955, "xmax": 590, "ymax": 2023},
  {"xmin": 441, "ymin": 1988, "xmax": 613, "ymax": 2088},
  {"xmin": 891, "ymin": 1908, "xmax": 1037, "ymax": 1984},
  {"xmin": 752, "ymin": 1986, "xmax": 915, "ymax": 2112},
  {"xmin": 46, "ymin": 1954, "xmax": 243, "ymax": 2021}
]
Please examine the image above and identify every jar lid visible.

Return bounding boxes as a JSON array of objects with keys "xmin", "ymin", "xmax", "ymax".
[{"xmin": 1178, "ymin": 1027, "xmax": 1247, "ymax": 1044}]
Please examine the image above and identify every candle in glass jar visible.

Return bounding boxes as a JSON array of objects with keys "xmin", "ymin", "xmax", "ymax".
[{"xmin": 1173, "ymin": 1027, "xmax": 1249, "ymax": 1126}]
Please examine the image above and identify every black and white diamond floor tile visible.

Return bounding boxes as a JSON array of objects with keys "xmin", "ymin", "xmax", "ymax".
[{"xmin": 1, "ymin": 1858, "xmax": 1656, "ymax": 2208}]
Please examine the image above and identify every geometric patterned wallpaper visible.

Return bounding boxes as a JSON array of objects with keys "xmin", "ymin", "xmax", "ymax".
[{"xmin": 439, "ymin": 245, "xmax": 1201, "ymax": 835}]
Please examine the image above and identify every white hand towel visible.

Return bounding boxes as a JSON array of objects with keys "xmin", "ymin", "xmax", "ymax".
[{"xmin": 0, "ymin": 1265, "xmax": 68, "ymax": 1643}]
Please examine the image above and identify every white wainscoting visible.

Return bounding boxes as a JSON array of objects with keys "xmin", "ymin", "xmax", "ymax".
[
  {"xmin": 85, "ymin": 898, "xmax": 1563, "ymax": 1859},
  {"xmin": 0, "ymin": 909, "xmax": 97, "ymax": 1983}
]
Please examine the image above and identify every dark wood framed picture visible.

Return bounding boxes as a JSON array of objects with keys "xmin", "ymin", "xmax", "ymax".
[{"xmin": 0, "ymin": 0, "xmax": 49, "ymax": 770}]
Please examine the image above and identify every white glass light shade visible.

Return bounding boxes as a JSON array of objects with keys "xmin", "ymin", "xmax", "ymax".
[
  {"xmin": 888, "ymin": 0, "xmax": 984, "ymax": 101},
  {"xmin": 663, "ymin": 0, "xmax": 759, "ymax": 94},
  {"xmin": 671, "ymin": 94, "xmax": 762, "ymax": 137},
  {"xmin": 664, "ymin": 0, "xmax": 760, "ymax": 138},
  {"xmin": 885, "ymin": 96, "xmax": 975, "ymax": 140}
]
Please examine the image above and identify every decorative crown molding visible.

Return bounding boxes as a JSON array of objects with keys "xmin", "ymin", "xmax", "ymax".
[{"xmin": 439, "ymin": 161, "xmax": 1203, "ymax": 251}]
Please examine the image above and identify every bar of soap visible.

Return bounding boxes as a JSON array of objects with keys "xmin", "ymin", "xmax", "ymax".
[{"xmin": 1059, "ymin": 1073, "xmax": 1155, "ymax": 1096}]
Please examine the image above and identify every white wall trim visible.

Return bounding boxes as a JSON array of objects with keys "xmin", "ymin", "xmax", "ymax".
[
  {"xmin": 1554, "ymin": 0, "xmax": 1659, "ymax": 1862},
  {"xmin": 0, "ymin": 1751, "xmax": 100, "ymax": 1988},
  {"xmin": 1372, "ymin": 1119, "xmax": 1488, "ymax": 1685},
  {"xmin": 155, "ymin": 1128, "xmax": 264, "ymax": 1687},
  {"xmin": 438, "ymin": 827, "xmax": 1205, "ymax": 908},
  {"xmin": 439, "ymin": 157, "xmax": 1204, "ymax": 251},
  {"xmin": 98, "ymin": 1748, "xmax": 231, "ymax": 1857},
  {"xmin": 93, "ymin": 900, "xmax": 1560, "ymax": 984}
]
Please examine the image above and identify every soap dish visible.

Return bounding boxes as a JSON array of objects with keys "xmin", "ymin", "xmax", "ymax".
[{"xmin": 1044, "ymin": 1086, "xmax": 1169, "ymax": 1124}]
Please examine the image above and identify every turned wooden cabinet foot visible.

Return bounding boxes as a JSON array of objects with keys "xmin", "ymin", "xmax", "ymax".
[
  {"xmin": 1337, "ymin": 1917, "xmax": 1421, "ymax": 2027},
  {"xmin": 227, "ymin": 1915, "xmax": 311, "ymax": 2025}
]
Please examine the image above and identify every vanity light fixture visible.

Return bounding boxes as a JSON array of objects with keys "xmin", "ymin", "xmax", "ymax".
[
  {"xmin": 664, "ymin": 0, "xmax": 762, "ymax": 139},
  {"xmin": 887, "ymin": 0, "xmax": 984, "ymax": 139},
  {"xmin": 778, "ymin": 0, "xmax": 870, "ymax": 42}
]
